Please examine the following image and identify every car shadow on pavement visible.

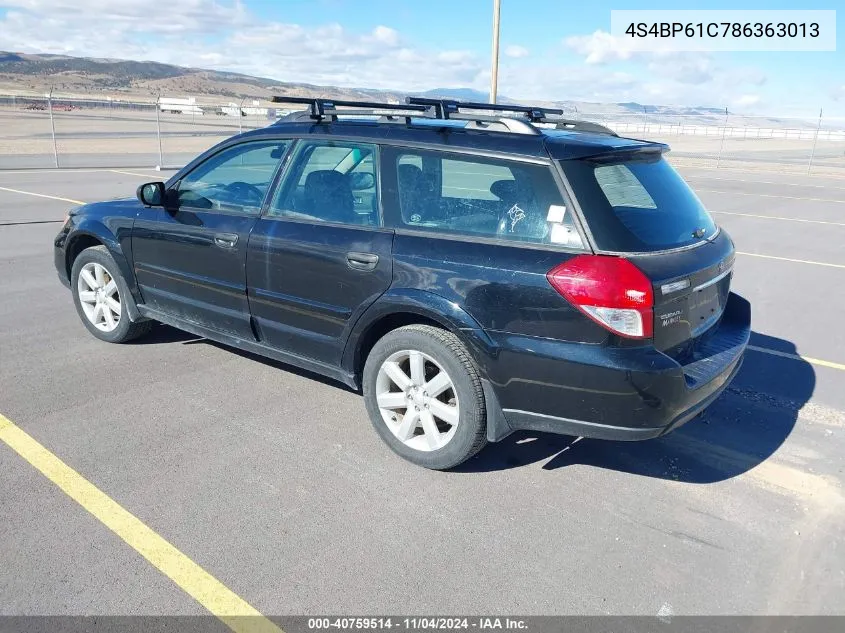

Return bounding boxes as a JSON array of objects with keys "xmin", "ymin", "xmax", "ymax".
[
  {"xmin": 127, "ymin": 323, "xmax": 203, "ymax": 345},
  {"xmin": 458, "ymin": 331, "xmax": 815, "ymax": 483},
  {"xmin": 182, "ymin": 335, "xmax": 360, "ymax": 392}
]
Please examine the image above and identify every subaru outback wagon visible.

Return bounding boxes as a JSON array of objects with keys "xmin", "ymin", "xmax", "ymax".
[{"xmin": 54, "ymin": 96, "xmax": 751, "ymax": 470}]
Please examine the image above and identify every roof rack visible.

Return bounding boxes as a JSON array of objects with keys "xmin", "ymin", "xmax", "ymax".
[
  {"xmin": 405, "ymin": 96, "xmax": 617, "ymax": 136},
  {"xmin": 269, "ymin": 94, "xmax": 617, "ymax": 136},
  {"xmin": 405, "ymin": 96, "xmax": 562, "ymax": 123},
  {"xmin": 270, "ymin": 95, "xmax": 435, "ymax": 122}
]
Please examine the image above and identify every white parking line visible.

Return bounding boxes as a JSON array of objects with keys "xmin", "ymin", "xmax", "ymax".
[
  {"xmin": 713, "ymin": 211, "xmax": 845, "ymax": 227},
  {"xmin": 109, "ymin": 169, "xmax": 163, "ymax": 178},
  {"xmin": 737, "ymin": 251, "xmax": 845, "ymax": 269},
  {"xmin": 674, "ymin": 164, "xmax": 845, "ymax": 180},
  {"xmin": 696, "ymin": 188, "xmax": 845, "ymax": 204},
  {"xmin": 0, "ymin": 185, "xmax": 85, "ymax": 205},
  {"xmin": 0, "ymin": 168, "xmax": 148, "ymax": 175},
  {"xmin": 748, "ymin": 345, "xmax": 845, "ymax": 372},
  {"xmin": 686, "ymin": 174, "xmax": 845, "ymax": 191}
]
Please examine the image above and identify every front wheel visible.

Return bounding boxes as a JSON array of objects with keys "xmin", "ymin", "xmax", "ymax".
[
  {"xmin": 363, "ymin": 324, "xmax": 487, "ymax": 470},
  {"xmin": 71, "ymin": 246, "xmax": 152, "ymax": 343}
]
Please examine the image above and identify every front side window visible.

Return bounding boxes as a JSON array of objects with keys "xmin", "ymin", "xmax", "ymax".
[
  {"xmin": 560, "ymin": 154, "xmax": 717, "ymax": 252},
  {"xmin": 176, "ymin": 141, "xmax": 289, "ymax": 214},
  {"xmin": 386, "ymin": 148, "xmax": 584, "ymax": 248},
  {"xmin": 269, "ymin": 141, "xmax": 379, "ymax": 226}
]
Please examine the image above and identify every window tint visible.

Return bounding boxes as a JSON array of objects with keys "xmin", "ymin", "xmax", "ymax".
[
  {"xmin": 176, "ymin": 141, "xmax": 289, "ymax": 214},
  {"xmin": 560, "ymin": 154, "xmax": 717, "ymax": 252},
  {"xmin": 270, "ymin": 141, "xmax": 379, "ymax": 226},
  {"xmin": 389, "ymin": 148, "xmax": 584, "ymax": 248}
]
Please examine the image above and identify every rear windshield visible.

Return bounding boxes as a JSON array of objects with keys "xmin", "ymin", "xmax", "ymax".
[{"xmin": 559, "ymin": 154, "xmax": 717, "ymax": 253}]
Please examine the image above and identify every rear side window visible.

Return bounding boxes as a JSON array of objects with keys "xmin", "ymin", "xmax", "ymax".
[
  {"xmin": 382, "ymin": 147, "xmax": 585, "ymax": 249},
  {"xmin": 560, "ymin": 154, "xmax": 717, "ymax": 252}
]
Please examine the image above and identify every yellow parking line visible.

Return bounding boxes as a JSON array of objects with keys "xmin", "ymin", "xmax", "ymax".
[
  {"xmin": 713, "ymin": 211, "xmax": 845, "ymax": 227},
  {"xmin": 748, "ymin": 346, "xmax": 845, "ymax": 372},
  {"xmin": 0, "ymin": 185, "xmax": 85, "ymax": 206},
  {"xmin": 0, "ymin": 414, "xmax": 282, "ymax": 633},
  {"xmin": 737, "ymin": 251, "xmax": 845, "ymax": 269},
  {"xmin": 696, "ymin": 188, "xmax": 845, "ymax": 204}
]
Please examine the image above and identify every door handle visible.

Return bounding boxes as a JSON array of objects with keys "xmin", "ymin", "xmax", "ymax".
[
  {"xmin": 346, "ymin": 252, "xmax": 379, "ymax": 271},
  {"xmin": 214, "ymin": 233, "xmax": 238, "ymax": 249}
]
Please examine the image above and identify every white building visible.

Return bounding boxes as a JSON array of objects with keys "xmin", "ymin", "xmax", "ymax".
[{"xmin": 158, "ymin": 97, "xmax": 204, "ymax": 115}]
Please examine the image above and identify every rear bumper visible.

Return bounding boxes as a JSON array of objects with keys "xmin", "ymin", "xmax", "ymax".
[{"xmin": 482, "ymin": 292, "xmax": 751, "ymax": 442}]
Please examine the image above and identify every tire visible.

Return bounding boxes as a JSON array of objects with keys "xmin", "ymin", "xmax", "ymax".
[
  {"xmin": 70, "ymin": 246, "xmax": 152, "ymax": 343},
  {"xmin": 363, "ymin": 324, "xmax": 487, "ymax": 470}
]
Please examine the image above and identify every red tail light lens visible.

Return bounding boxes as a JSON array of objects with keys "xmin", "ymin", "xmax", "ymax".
[{"xmin": 547, "ymin": 255, "xmax": 654, "ymax": 339}]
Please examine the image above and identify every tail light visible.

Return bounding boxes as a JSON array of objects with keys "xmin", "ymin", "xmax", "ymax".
[{"xmin": 547, "ymin": 255, "xmax": 654, "ymax": 339}]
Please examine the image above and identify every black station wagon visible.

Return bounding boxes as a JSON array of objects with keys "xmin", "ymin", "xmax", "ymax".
[{"xmin": 54, "ymin": 96, "xmax": 751, "ymax": 469}]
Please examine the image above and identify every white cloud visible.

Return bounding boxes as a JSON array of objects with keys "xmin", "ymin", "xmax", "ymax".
[
  {"xmin": 0, "ymin": 4, "xmax": 778, "ymax": 111},
  {"xmin": 0, "ymin": 1, "xmax": 485, "ymax": 91},
  {"xmin": 735, "ymin": 94, "xmax": 761, "ymax": 107},
  {"xmin": 370, "ymin": 25, "xmax": 400, "ymax": 47},
  {"xmin": 560, "ymin": 30, "xmax": 772, "ymax": 111},
  {"xmin": 504, "ymin": 45, "xmax": 529, "ymax": 59},
  {"xmin": 564, "ymin": 31, "xmax": 640, "ymax": 64}
]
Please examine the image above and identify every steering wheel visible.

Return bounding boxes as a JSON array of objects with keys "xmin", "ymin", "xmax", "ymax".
[{"xmin": 225, "ymin": 181, "xmax": 264, "ymax": 204}]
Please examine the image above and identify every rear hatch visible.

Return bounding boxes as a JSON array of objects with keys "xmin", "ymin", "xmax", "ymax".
[{"xmin": 558, "ymin": 149, "xmax": 735, "ymax": 359}]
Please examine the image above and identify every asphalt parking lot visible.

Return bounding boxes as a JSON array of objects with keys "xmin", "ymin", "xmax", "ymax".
[{"xmin": 1, "ymin": 163, "xmax": 844, "ymax": 620}]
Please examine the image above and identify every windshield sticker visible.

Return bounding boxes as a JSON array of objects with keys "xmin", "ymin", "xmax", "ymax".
[{"xmin": 507, "ymin": 204, "xmax": 526, "ymax": 232}]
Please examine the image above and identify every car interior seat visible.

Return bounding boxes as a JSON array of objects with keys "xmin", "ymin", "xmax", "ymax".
[{"xmin": 303, "ymin": 170, "xmax": 356, "ymax": 223}]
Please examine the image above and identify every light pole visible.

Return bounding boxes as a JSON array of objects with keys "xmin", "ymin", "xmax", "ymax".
[{"xmin": 489, "ymin": 0, "xmax": 501, "ymax": 104}]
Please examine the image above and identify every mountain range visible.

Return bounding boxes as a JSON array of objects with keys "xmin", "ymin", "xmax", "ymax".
[{"xmin": 0, "ymin": 50, "xmax": 730, "ymax": 117}]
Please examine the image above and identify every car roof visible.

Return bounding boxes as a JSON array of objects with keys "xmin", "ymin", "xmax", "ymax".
[{"xmin": 241, "ymin": 114, "xmax": 668, "ymax": 162}]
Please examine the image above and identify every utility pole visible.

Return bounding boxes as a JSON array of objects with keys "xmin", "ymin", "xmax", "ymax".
[
  {"xmin": 48, "ymin": 85, "xmax": 58, "ymax": 168},
  {"xmin": 489, "ymin": 0, "xmax": 501, "ymax": 104}
]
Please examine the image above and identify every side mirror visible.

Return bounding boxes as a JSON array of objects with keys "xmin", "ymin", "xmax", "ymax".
[
  {"xmin": 136, "ymin": 182, "xmax": 166, "ymax": 207},
  {"xmin": 349, "ymin": 172, "xmax": 375, "ymax": 191}
]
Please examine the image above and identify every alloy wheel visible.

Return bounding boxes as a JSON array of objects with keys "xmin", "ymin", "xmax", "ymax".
[
  {"xmin": 375, "ymin": 349, "xmax": 460, "ymax": 451},
  {"xmin": 77, "ymin": 262, "xmax": 121, "ymax": 332}
]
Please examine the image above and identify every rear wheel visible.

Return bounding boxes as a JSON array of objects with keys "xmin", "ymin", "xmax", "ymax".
[
  {"xmin": 71, "ymin": 246, "xmax": 152, "ymax": 343},
  {"xmin": 363, "ymin": 324, "xmax": 487, "ymax": 470}
]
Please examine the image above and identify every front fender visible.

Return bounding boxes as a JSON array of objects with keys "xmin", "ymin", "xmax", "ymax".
[{"xmin": 66, "ymin": 212, "xmax": 142, "ymax": 318}]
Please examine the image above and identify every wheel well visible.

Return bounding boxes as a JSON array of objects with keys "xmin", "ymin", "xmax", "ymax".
[
  {"xmin": 354, "ymin": 312, "xmax": 445, "ymax": 380},
  {"xmin": 65, "ymin": 234, "xmax": 104, "ymax": 277}
]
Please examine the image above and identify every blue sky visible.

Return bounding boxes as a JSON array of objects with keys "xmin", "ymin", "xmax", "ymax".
[{"xmin": 0, "ymin": 0, "xmax": 842, "ymax": 115}]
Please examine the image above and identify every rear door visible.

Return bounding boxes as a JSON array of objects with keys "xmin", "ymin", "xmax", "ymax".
[
  {"xmin": 132, "ymin": 139, "xmax": 290, "ymax": 338},
  {"xmin": 558, "ymin": 152, "xmax": 734, "ymax": 356},
  {"xmin": 246, "ymin": 140, "xmax": 393, "ymax": 364}
]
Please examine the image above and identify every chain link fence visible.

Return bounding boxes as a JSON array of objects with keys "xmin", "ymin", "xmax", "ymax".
[
  {"xmin": 579, "ymin": 109, "xmax": 845, "ymax": 175},
  {"xmin": 2, "ymin": 93, "xmax": 844, "ymax": 174},
  {"xmin": 0, "ymin": 93, "xmax": 284, "ymax": 169}
]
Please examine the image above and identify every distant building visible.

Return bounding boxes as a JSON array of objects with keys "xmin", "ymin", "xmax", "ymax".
[
  {"xmin": 218, "ymin": 100, "xmax": 276, "ymax": 118},
  {"xmin": 158, "ymin": 97, "xmax": 204, "ymax": 115}
]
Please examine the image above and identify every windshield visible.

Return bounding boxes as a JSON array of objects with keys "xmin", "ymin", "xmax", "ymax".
[{"xmin": 559, "ymin": 154, "xmax": 717, "ymax": 253}]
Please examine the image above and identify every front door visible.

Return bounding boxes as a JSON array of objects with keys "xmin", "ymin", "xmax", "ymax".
[
  {"xmin": 247, "ymin": 140, "xmax": 393, "ymax": 364},
  {"xmin": 132, "ymin": 139, "xmax": 291, "ymax": 339}
]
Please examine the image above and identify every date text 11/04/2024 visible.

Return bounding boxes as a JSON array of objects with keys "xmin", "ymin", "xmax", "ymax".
[{"xmin": 307, "ymin": 618, "xmax": 528, "ymax": 630}]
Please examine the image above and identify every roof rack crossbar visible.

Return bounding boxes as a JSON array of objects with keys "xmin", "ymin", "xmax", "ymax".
[
  {"xmin": 271, "ymin": 95, "xmax": 434, "ymax": 121},
  {"xmin": 405, "ymin": 96, "xmax": 563, "ymax": 123}
]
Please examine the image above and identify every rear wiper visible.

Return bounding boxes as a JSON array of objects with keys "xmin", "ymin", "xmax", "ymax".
[{"xmin": 692, "ymin": 227, "xmax": 707, "ymax": 239}]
